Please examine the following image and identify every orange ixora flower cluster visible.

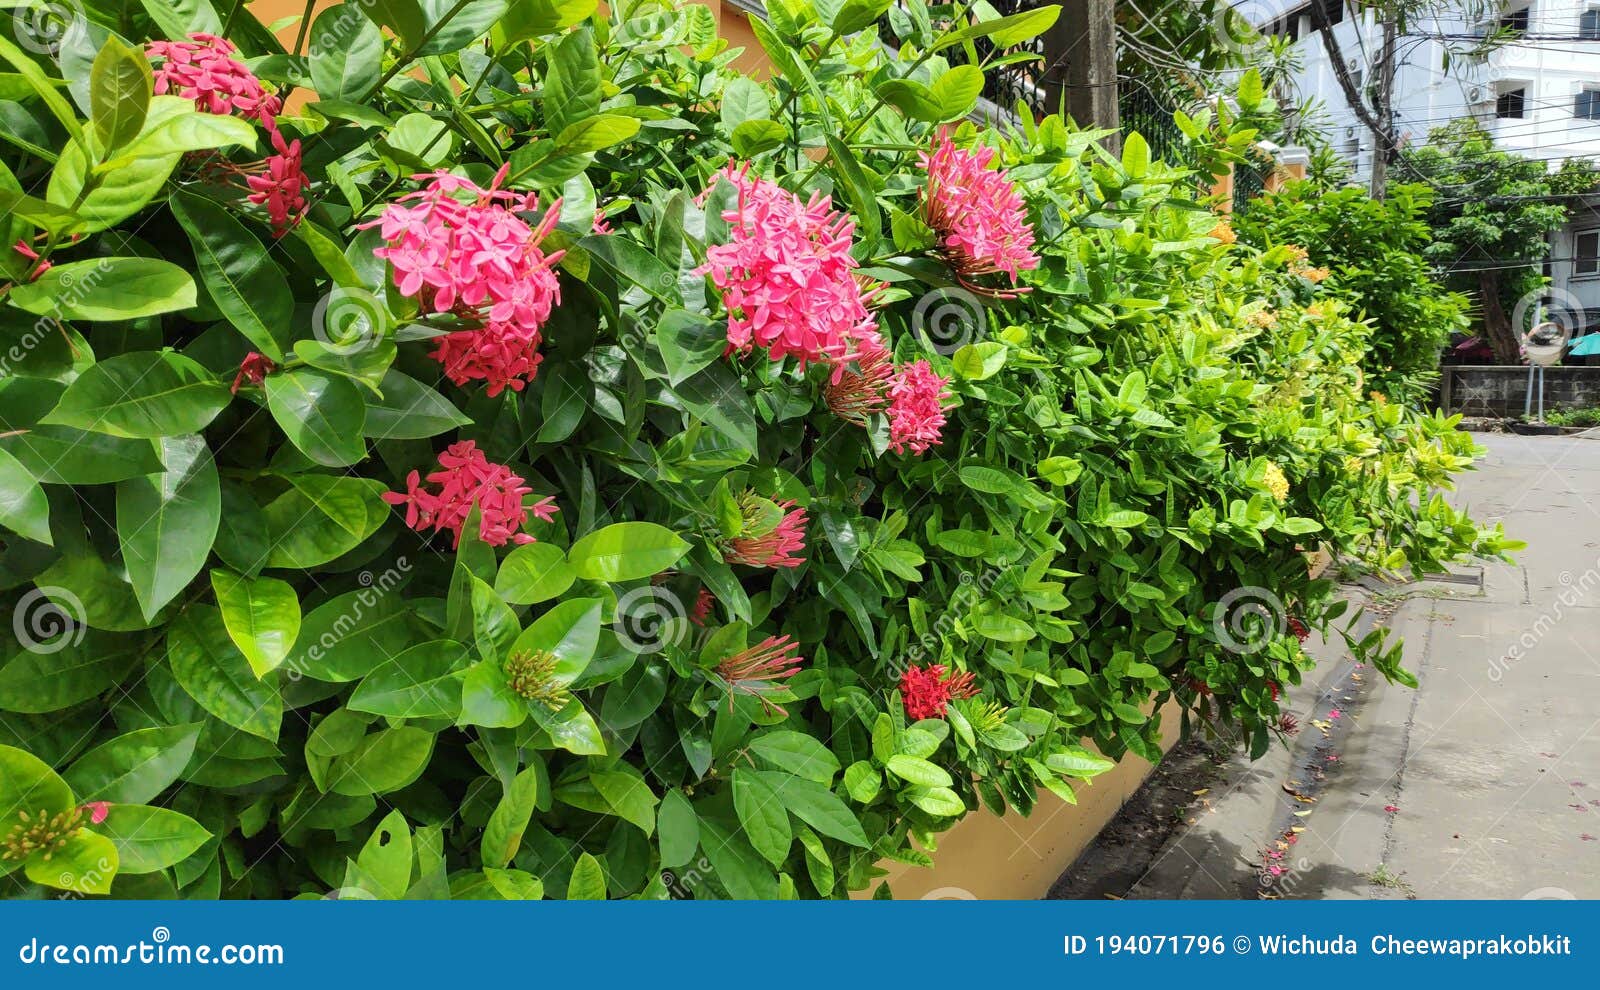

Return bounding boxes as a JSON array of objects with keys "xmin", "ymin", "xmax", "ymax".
[
  {"xmin": 1282, "ymin": 244, "xmax": 1331, "ymax": 283},
  {"xmin": 1208, "ymin": 219, "xmax": 1237, "ymax": 245}
]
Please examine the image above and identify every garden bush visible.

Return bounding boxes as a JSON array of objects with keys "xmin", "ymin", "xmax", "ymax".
[
  {"xmin": 1232, "ymin": 180, "xmax": 1471, "ymax": 406},
  {"xmin": 0, "ymin": 0, "xmax": 1514, "ymax": 900}
]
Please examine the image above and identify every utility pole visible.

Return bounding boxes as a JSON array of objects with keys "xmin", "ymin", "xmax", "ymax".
[
  {"xmin": 1041, "ymin": 0, "xmax": 1120, "ymax": 154},
  {"xmin": 1370, "ymin": 10, "xmax": 1398, "ymax": 199}
]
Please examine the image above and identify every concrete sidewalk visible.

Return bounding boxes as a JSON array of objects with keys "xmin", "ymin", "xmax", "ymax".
[{"xmin": 1069, "ymin": 433, "xmax": 1600, "ymax": 900}]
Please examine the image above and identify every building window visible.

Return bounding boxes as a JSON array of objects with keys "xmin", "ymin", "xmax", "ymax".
[
  {"xmin": 1582, "ymin": 8, "xmax": 1600, "ymax": 39},
  {"xmin": 1320, "ymin": 0, "xmax": 1344, "ymax": 25},
  {"xmin": 1578, "ymin": 89, "xmax": 1600, "ymax": 120},
  {"xmin": 1577, "ymin": 231, "xmax": 1600, "ymax": 276},
  {"xmin": 1497, "ymin": 88, "xmax": 1526, "ymax": 119},
  {"xmin": 1499, "ymin": 6, "xmax": 1530, "ymax": 32}
]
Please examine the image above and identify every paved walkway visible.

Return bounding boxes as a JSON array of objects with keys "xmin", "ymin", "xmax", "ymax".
[{"xmin": 1107, "ymin": 433, "xmax": 1600, "ymax": 899}]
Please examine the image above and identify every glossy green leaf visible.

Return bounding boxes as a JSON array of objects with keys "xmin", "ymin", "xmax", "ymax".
[
  {"xmin": 96, "ymin": 804, "xmax": 210, "ymax": 874},
  {"xmin": 348, "ymin": 640, "xmax": 468, "ymax": 719},
  {"xmin": 0, "ymin": 446, "xmax": 50, "ymax": 544},
  {"xmin": 63, "ymin": 723, "xmax": 201, "ymax": 805},
  {"xmin": 44, "ymin": 352, "xmax": 228, "ymax": 439},
  {"xmin": 265, "ymin": 369, "xmax": 368, "ymax": 467},
  {"xmin": 166, "ymin": 606, "xmax": 282, "ymax": 742},
  {"xmin": 567, "ymin": 523, "xmax": 691, "ymax": 583},
  {"xmin": 117, "ymin": 435, "xmax": 220, "ymax": 620},
  {"xmin": 210, "ymin": 570, "xmax": 301, "ymax": 678},
  {"xmin": 171, "ymin": 190, "xmax": 294, "ymax": 361},
  {"xmin": 8, "ymin": 258, "xmax": 196, "ymax": 322}
]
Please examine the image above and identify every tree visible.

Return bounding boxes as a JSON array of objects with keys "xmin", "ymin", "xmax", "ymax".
[{"xmin": 1403, "ymin": 120, "xmax": 1598, "ymax": 363}]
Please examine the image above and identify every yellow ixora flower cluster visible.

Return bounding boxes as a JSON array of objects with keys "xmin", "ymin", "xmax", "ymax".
[{"xmin": 1262, "ymin": 461, "xmax": 1290, "ymax": 502}]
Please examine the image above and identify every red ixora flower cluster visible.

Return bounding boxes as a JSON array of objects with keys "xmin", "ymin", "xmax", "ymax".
[
  {"xmin": 146, "ymin": 34, "xmax": 308, "ymax": 237},
  {"xmin": 822, "ymin": 335, "xmax": 952, "ymax": 455},
  {"xmin": 364, "ymin": 167, "xmax": 564, "ymax": 397},
  {"xmin": 919, "ymin": 132, "xmax": 1039, "ymax": 290},
  {"xmin": 899, "ymin": 664, "xmax": 978, "ymax": 720},
  {"xmin": 720, "ymin": 489, "xmax": 808, "ymax": 569},
  {"xmin": 697, "ymin": 162, "xmax": 880, "ymax": 368},
  {"xmin": 383, "ymin": 440, "xmax": 558, "ymax": 548}
]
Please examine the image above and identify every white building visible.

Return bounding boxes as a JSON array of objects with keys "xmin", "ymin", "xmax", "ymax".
[{"xmin": 1260, "ymin": 0, "xmax": 1600, "ymax": 326}]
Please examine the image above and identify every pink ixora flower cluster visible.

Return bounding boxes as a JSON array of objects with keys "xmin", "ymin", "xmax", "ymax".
[
  {"xmin": 822, "ymin": 335, "xmax": 952, "ymax": 455},
  {"xmin": 697, "ymin": 162, "xmax": 879, "ymax": 368},
  {"xmin": 383, "ymin": 440, "xmax": 558, "ymax": 548},
  {"xmin": 146, "ymin": 34, "xmax": 307, "ymax": 237},
  {"xmin": 363, "ymin": 166, "xmax": 564, "ymax": 396},
  {"xmin": 919, "ymin": 132, "xmax": 1039, "ymax": 289}
]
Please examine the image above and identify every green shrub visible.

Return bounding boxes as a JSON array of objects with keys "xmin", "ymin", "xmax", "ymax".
[
  {"xmin": 0, "ymin": 0, "xmax": 1512, "ymax": 900},
  {"xmin": 1233, "ymin": 180, "xmax": 1471, "ymax": 404}
]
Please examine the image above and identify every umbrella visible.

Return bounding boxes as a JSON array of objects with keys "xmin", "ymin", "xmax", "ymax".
[{"xmin": 1570, "ymin": 333, "xmax": 1600, "ymax": 357}]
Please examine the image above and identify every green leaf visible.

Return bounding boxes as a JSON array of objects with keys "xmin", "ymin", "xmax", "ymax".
[
  {"xmin": 732, "ymin": 768, "xmax": 791, "ymax": 867},
  {"xmin": 327, "ymin": 727, "xmax": 435, "ymax": 796},
  {"xmin": 567, "ymin": 851, "xmax": 606, "ymax": 899},
  {"xmin": 909, "ymin": 786, "xmax": 965, "ymax": 817},
  {"xmin": 166, "ymin": 606, "xmax": 283, "ymax": 742},
  {"xmin": 497, "ymin": 0, "xmax": 596, "ymax": 42},
  {"xmin": 1045, "ymin": 747, "xmax": 1116, "ymax": 779},
  {"xmin": 482, "ymin": 766, "xmax": 539, "ymax": 869},
  {"xmin": 63, "ymin": 724, "xmax": 201, "ymax": 805},
  {"xmin": 45, "ymin": 352, "xmax": 227, "ymax": 439},
  {"xmin": 288, "ymin": 588, "xmax": 417, "ymax": 682},
  {"xmin": 832, "ymin": 0, "xmax": 894, "ymax": 35},
  {"xmin": 116, "ymin": 108, "xmax": 258, "ymax": 160},
  {"xmin": 210, "ymin": 570, "xmax": 301, "ymax": 678},
  {"xmin": 656, "ymin": 789, "xmax": 698, "ymax": 868},
  {"xmin": 843, "ymin": 761, "xmax": 881, "ymax": 803},
  {"xmin": 88, "ymin": 37, "xmax": 152, "ymax": 154},
  {"xmin": 568, "ymin": 522, "xmax": 691, "ymax": 583},
  {"xmin": 171, "ymin": 191, "xmax": 294, "ymax": 361},
  {"xmin": 0, "ymin": 380, "xmax": 164, "ymax": 485},
  {"xmin": 25, "ymin": 828, "xmax": 117, "ymax": 894},
  {"xmin": 0, "ymin": 446, "xmax": 50, "ymax": 544},
  {"xmin": 364, "ymin": 370, "xmax": 469, "ymax": 439},
  {"xmin": 748, "ymin": 731, "xmax": 840, "ymax": 784},
  {"xmin": 943, "ymin": 5, "xmax": 1061, "ymax": 48},
  {"xmin": 554, "ymin": 114, "xmax": 638, "ymax": 155},
  {"xmin": 592, "ymin": 768, "xmax": 658, "ymax": 835},
  {"xmin": 96, "ymin": 805, "xmax": 209, "ymax": 874},
  {"xmin": 262, "ymin": 475, "xmax": 388, "ymax": 570},
  {"xmin": 753, "ymin": 771, "xmax": 868, "ymax": 847},
  {"xmin": 1122, "ymin": 132, "xmax": 1151, "ymax": 179},
  {"xmin": 360, "ymin": 0, "xmax": 428, "ymax": 47},
  {"xmin": 875, "ymin": 77, "xmax": 943, "ymax": 123},
  {"xmin": 348, "ymin": 640, "xmax": 467, "ymax": 719},
  {"xmin": 117, "ymin": 435, "xmax": 220, "ymax": 620},
  {"xmin": 930, "ymin": 65, "xmax": 984, "ymax": 121},
  {"xmin": 0, "ymin": 744, "xmax": 74, "ymax": 833},
  {"xmin": 508, "ymin": 598, "xmax": 602, "ymax": 685},
  {"xmin": 576, "ymin": 234, "xmax": 682, "ymax": 305},
  {"xmin": 309, "ymin": 7, "xmax": 384, "ymax": 101},
  {"xmin": 824, "ymin": 135, "xmax": 880, "ymax": 244},
  {"xmin": 8, "ymin": 258, "xmax": 196, "ymax": 321},
  {"xmin": 495, "ymin": 542, "xmax": 577, "ymax": 605},
  {"xmin": 731, "ymin": 119, "xmax": 787, "ymax": 157},
  {"xmin": 265, "ymin": 369, "xmax": 368, "ymax": 466},
  {"xmin": 696, "ymin": 818, "xmax": 777, "ymax": 899},
  {"xmin": 353, "ymin": 809, "xmax": 412, "ymax": 898},
  {"xmin": 416, "ymin": 0, "xmax": 510, "ymax": 56},
  {"xmin": 885, "ymin": 754, "xmax": 953, "ymax": 788}
]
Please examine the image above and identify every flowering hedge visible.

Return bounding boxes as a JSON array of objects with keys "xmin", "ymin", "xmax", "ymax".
[{"xmin": 0, "ymin": 0, "xmax": 1512, "ymax": 900}]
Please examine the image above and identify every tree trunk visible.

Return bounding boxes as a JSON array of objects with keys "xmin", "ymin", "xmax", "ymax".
[{"xmin": 1478, "ymin": 269, "xmax": 1522, "ymax": 364}]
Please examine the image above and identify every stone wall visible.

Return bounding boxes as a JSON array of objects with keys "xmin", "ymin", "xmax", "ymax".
[{"xmin": 1437, "ymin": 365, "xmax": 1600, "ymax": 417}]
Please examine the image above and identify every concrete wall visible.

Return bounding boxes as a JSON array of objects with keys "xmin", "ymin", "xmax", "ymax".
[{"xmin": 1438, "ymin": 364, "xmax": 1600, "ymax": 416}]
